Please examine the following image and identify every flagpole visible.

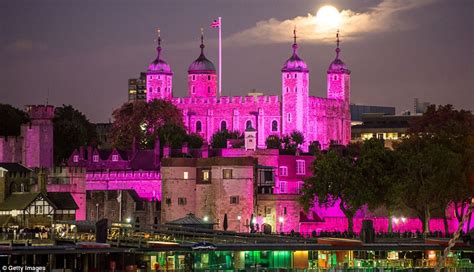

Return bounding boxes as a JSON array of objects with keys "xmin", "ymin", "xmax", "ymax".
[{"xmin": 218, "ymin": 16, "xmax": 222, "ymax": 97}]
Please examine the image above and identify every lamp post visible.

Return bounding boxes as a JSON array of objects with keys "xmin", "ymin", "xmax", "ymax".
[
  {"xmin": 96, "ymin": 203, "xmax": 99, "ymax": 222},
  {"xmin": 279, "ymin": 216, "xmax": 284, "ymax": 233},
  {"xmin": 237, "ymin": 215, "xmax": 242, "ymax": 232}
]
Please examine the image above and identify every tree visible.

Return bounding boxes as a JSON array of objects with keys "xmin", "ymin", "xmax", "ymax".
[
  {"xmin": 406, "ymin": 104, "xmax": 474, "ymax": 232},
  {"xmin": 300, "ymin": 143, "xmax": 364, "ymax": 234},
  {"xmin": 280, "ymin": 131, "xmax": 305, "ymax": 154},
  {"xmin": 186, "ymin": 133, "xmax": 204, "ymax": 149},
  {"xmin": 53, "ymin": 105, "xmax": 97, "ymax": 164},
  {"xmin": 223, "ymin": 213, "xmax": 228, "ymax": 231},
  {"xmin": 110, "ymin": 100, "xmax": 184, "ymax": 149},
  {"xmin": 266, "ymin": 135, "xmax": 281, "ymax": 149},
  {"xmin": 0, "ymin": 104, "xmax": 29, "ymax": 136},
  {"xmin": 210, "ymin": 130, "xmax": 242, "ymax": 148}
]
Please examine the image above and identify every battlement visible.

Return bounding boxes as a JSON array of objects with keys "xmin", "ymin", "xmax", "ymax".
[
  {"xmin": 0, "ymin": 136, "xmax": 22, "ymax": 143},
  {"xmin": 46, "ymin": 167, "xmax": 86, "ymax": 176},
  {"xmin": 173, "ymin": 95, "xmax": 280, "ymax": 106},
  {"xmin": 86, "ymin": 170, "xmax": 161, "ymax": 180},
  {"xmin": 25, "ymin": 105, "xmax": 55, "ymax": 120}
]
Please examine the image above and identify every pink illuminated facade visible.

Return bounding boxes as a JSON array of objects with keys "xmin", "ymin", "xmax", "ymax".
[{"xmin": 146, "ymin": 31, "xmax": 351, "ymax": 149}]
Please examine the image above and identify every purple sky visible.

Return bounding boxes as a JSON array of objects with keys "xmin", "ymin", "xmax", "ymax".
[{"xmin": 1, "ymin": 0, "xmax": 473, "ymax": 122}]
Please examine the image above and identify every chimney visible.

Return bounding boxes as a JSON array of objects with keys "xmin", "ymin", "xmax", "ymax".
[
  {"xmin": 182, "ymin": 142, "xmax": 189, "ymax": 155},
  {"xmin": 201, "ymin": 142, "xmax": 209, "ymax": 158},
  {"xmin": 154, "ymin": 139, "xmax": 160, "ymax": 166},
  {"xmin": 79, "ymin": 146, "xmax": 85, "ymax": 160},
  {"xmin": 163, "ymin": 144, "xmax": 170, "ymax": 158}
]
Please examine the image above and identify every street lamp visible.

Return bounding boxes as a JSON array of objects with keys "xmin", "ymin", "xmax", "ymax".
[
  {"xmin": 203, "ymin": 216, "xmax": 209, "ymax": 222},
  {"xmin": 95, "ymin": 203, "xmax": 99, "ymax": 222},
  {"xmin": 126, "ymin": 217, "xmax": 131, "ymax": 223},
  {"xmin": 279, "ymin": 216, "xmax": 284, "ymax": 233},
  {"xmin": 237, "ymin": 215, "xmax": 242, "ymax": 232}
]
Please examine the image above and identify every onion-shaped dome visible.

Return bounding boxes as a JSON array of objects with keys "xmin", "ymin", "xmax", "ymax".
[
  {"xmin": 327, "ymin": 32, "xmax": 350, "ymax": 74},
  {"xmin": 188, "ymin": 33, "xmax": 216, "ymax": 74},
  {"xmin": 148, "ymin": 33, "xmax": 173, "ymax": 75},
  {"xmin": 282, "ymin": 30, "xmax": 308, "ymax": 73}
]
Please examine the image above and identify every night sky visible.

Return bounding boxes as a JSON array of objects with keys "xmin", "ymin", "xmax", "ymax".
[{"xmin": 1, "ymin": 0, "xmax": 473, "ymax": 122}]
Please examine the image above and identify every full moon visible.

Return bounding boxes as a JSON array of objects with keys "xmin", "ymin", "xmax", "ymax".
[{"xmin": 316, "ymin": 5, "xmax": 341, "ymax": 30}]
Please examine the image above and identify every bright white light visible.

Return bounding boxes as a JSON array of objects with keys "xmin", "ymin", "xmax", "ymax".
[
  {"xmin": 401, "ymin": 217, "xmax": 406, "ymax": 223},
  {"xmin": 203, "ymin": 216, "xmax": 209, "ymax": 222},
  {"xmin": 278, "ymin": 216, "xmax": 284, "ymax": 223},
  {"xmin": 252, "ymin": 218, "xmax": 257, "ymax": 224},
  {"xmin": 392, "ymin": 217, "xmax": 399, "ymax": 224},
  {"xmin": 237, "ymin": 215, "xmax": 242, "ymax": 221},
  {"xmin": 126, "ymin": 218, "xmax": 131, "ymax": 223},
  {"xmin": 316, "ymin": 5, "xmax": 341, "ymax": 30}
]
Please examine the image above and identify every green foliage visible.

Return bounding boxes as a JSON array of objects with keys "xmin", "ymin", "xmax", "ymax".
[
  {"xmin": 110, "ymin": 100, "xmax": 184, "ymax": 149},
  {"xmin": 280, "ymin": 131, "xmax": 305, "ymax": 154},
  {"xmin": 266, "ymin": 135, "xmax": 281, "ymax": 149},
  {"xmin": 186, "ymin": 133, "xmax": 204, "ymax": 149},
  {"xmin": 308, "ymin": 141, "xmax": 321, "ymax": 155},
  {"xmin": 210, "ymin": 130, "xmax": 242, "ymax": 148},
  {"xmin": 53, "ymin": 105, "xmax": 97, "ymax": 164},
  {"xmin": 0, "ymin": 104, "xmax": 29, "ymax": 136}
]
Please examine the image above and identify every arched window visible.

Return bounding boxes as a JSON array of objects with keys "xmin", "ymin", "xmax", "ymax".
[
  {"xmin": 272, "ymin": 120, "xmax": 278, "ymax": 131},
  {"xmin": 220, "ymin": 120, "xmax": 227, "ymax": 131},
  {"xmin": 192, "ymin": 86, "xmax": 196, "ymax": 94},
  {"xmin": 294, "ymin": 74, "xmax": 297, "ymax": 78},
  {"xmin": 286, "ymin": 87, "xmax": 289, "ymax": 93},
  {"xmin": 333, "ymin": 75, "xmax": 338, "ymax": 81},
  {"xmin": 193, "ymin": 75, "xmax": 196, "ymax": 80},
  {"xmin": 196, "ymin": 121, "xmax": 202, "ymax": 132},
  {"xmin": 246, "ymin": 120, "xmax": 252, "ymax": 129}
]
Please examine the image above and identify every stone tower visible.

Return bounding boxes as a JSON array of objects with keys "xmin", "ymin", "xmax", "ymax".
[
  {"xmin": 188, "ymin": 30, "xmax": 217, "ymax": 98},
  {"xmin": 281, "ymin": 29, "xmax": 309, "ymax": 139},
  {"xmin": 146, "ymin": 29, "xmax": 173, "ymax": 102},
  {"xmin": 22, "ymin": 105, "xmax": 54, "ymax": 168}
]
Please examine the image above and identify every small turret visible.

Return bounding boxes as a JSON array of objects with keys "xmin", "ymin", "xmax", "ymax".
[{"xmin": 188, "ymin": 29, "xmax": 217, "ymax": 97}]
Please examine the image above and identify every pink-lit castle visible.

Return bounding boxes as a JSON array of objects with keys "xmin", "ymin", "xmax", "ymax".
[{"xmin": 146, "ymin": 30, "xmax": 351, "ymax": 150}]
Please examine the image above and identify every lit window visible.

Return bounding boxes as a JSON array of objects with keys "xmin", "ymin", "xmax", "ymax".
[
  {"xmin": 223, "ymin": 169, "xmax": 233, "ymax": 179},
  {"xmin": 280, "ymin": 181, "xmax": 287, "ymax": 193},
  {"xmin": 73, "ymin": 155, "xmax": 79, "ymax": 163},
  {"xmin": 296, "ymin": 160, "xmax": 306, "ymax": 175},
  {"xmin": 112, "ymin": 154, "xmax": 119, "ymax": 162},
  {"xmin": 287, "ymin": 113, "xmax": 292, "ymax": 123},
  {"xmin": 279, "ymin": 166, "xmax": 288, "ymax": 176},
  {"xmin": 183, "ymin": 171, "xmax": 189, "ymax": 180},
  {"xmin": 202, "ymin": 170, "xmax": 210, "ymax": 181},
  {"xmin": 93, "ymin": 155, "xmax": 99, "ymax": 162},
  {"xmin": 220, "ymin": 121, "xmax": 227, "ymax": 131},
  {"xmin": 178, "ymin": 198, "xmax": 187, "ymax": 205},
  {"xmin": 230, "ymin": 196, "xmax": 239, "ymax": 204},
  {"xmin": 272, "ymin": 120, "xmax": 278, "ymax": 131},
  {"xmin": 196, "ymin": 121, "xmax": 202, "ymax": 132}
]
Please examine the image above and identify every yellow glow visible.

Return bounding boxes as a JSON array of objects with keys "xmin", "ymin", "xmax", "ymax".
[{"xmin": 316, "ymin": 5, "xmax": 341, "ymax": 30}]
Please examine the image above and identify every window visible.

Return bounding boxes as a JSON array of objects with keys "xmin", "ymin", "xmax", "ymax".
[
  {"xmin": 377, "ymin": 133, "xmax": 384, "ymax": 139},
  {"xmin": 192, "ymin": 86, "xmax": 196, "ymax": 94},
  {"xmin": 279, "ymin": 166, "xmax": 288, "ymax": 176},
  {"xmin": 230, "ymin": 196, "xmax": 239, "ymax": 204},
  {"xmin": 149, "ymin": 87, "xmax": 153, "ymax": 93},
  {"xmin": 183, "ymin": 171, "xmax": 189, "ymax": 180},
  {"xmin": 196, "ymin": 121, "xmax": 202, "ymax": 132},
  {"xmin": 208, "ymin": 86, "xmax": 211, "ymax": 93},
  {"xmin": 223, "ymin": 169, "xmax": 233, "ymax": 179},
  {"xmin": 193, "ymin": 75, "xmax": 196, "ymax": 80},
  {"xmin": 246, "ymin": 120, "xmax": 252, "ymax": 129},
  {"xmin": 178, "ymin": 198, "xmax": 187, "ymax": 205},
  {"xmin": 287, "ymin": 74, "xmax": 290, "ymax": 79},
  {"xmin": 295, "ymin": 87, "xmax": 297, "ymax": 92},
  {"xmin": 287, "ymin": 113, "xmax": 292, "ymax": 123},
  {"xmin": 294, "ymin": 74, "xmax": 297, "ymax": 78},
  {"xmin": 220, "ymin": 120, "xmax": 227, "ymax": 131},
  {"xmin": 112, "ymin": 154, "xmax": 119, "ymax": 161},
  {"xmin": 297, "ymin": 181, "xmax": 304, "ymax": 194},
  {"xmin": 280, "ymin": 181, "xmax": 287, "ymax": 193},
  {"xmin": 202, "ymin": 170, "xmax": 210, "ymax": 181},
  {"xmin": 73, "ymin": 155, "xmax": 79, "ymax": 163},
  {"xmin": 208, "ymin": 75, "xmax": 211, "ymax": 80},
  {"xmin": 93, "ymin": 155, "xmax": 99, "ymax": 162},
  {"xmin": 296, "ymin": 160, "xmax": 306, "ymax": 175},
  {"xmin": 165, "ymin": 198, "xmax": 171, "ymax": 205},
  {"xmin": 157, "ymin": 87, "xmax": 160, "ymax": 93},
  {"xmin": 284, "ymin": 207, "xmax": 287, "ymax": 215},
  {"xmin": 272, "ymin": 120, "xmax": 278, "ymax": 132},
  {"xmin": 286, "ymin": 87, "xmax": 289, "ymax": 93}
]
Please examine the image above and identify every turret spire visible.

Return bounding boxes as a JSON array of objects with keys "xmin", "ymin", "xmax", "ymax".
[
  {"xmin": 200, "ymin": 28, "xmax": 205, "ymax": 55},
  {"xmin": 292, "ymin": 26, "xmax": 298, "ymax": 53},
  {"xmin": 156, "ymin": 28, "xmax": 162, "ymax": 59},
  {"xmin": 335, "ymin": 29, "xmax": 341, "ymax": 59}
]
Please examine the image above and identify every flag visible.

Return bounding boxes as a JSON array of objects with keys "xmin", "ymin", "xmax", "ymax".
[{"xmin": 210, "ymin": 19, "xmax": 220, "ymax": 28}]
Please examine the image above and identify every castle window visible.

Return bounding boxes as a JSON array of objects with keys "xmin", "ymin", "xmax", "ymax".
[
  {"xmin": 208, "ymin": 75, "xmax": 211, "ymax": 80},
  {"xmin": 193, "ymin": 75, "xmax": 196, "ymax": 80},
  {"xmin": 295, "ymin": 87, "xmax": 297, "ymax": 92},
  {"xmin": 196, "ymin": 121, "xmax": 202, "ymax": 132},
  {"xmin": 157, "ymin": 87, "xmax": 160, "ymax": 93},
  {"xmin": 112, "ymin": 154, "xmax": 119, "ymax": 162},
  {"xmin": 279, "ymin": 166, "xmax": 288, "ymax": 176},
  {"xmin": 165, "ymin": 198, "xmax": 171, "ymax": 205},
  {"xmin": 294, "ymin": 74, "xmax": 297, "ymax": 78},
  {"xmin": 286, "ymin": 87, "xmax": 289, "ymax": 93},
  {"xmin": 287, "ymin": 74, "xmax": 290, "ymax": 79},
  {"xmin": 223, "ymin": 169, "xmax": 233, "ymax": 179},
  {"xmin": 246, "ymin": 120, "xmax": 252, "ymax": 129},
  {"xmin": 93, "ymin": 155, "xmax": 99, "ymax": 162},
  {"xmin": 192, "ymin": 86, "xmax": 196, "ymax": 94},
  {"xmin": 280, "ymin": 181, "xmax": 287, "ymax": 194},
  {"xmin": 272, "ymin": 120, "xmax": 278, "ymax": 131},
  {"xmin": 296, "ymin": 160, "xmax": 306, "ymax": 175},
  {"xmin": 287, "ymin": 113, "xmax": 292, "ymax": 123},
  {"xmin": 220, "ymin": 120, "xmax": 227, "ymax": 131},
  {"xmin": 73, "ymin": 155, "xmax": 79, "ymax": 163},
  {"xmin": 333, "ymin": 75, "xmax": 338, "ymax": 81},
  {"xmin": 149, "ymin": 88, "xmax": 153, "ymax": 93},
  {"xmin": 178, "ymin": 198, "xmax": 187, "ymax": 205},
  {"xmin": 183, "ymin": 171, "xmax": 189, "ymax": 180},
  {"xmin": 158, "ymin": 75, "xmax": 161, "ymax": 79},
  {"xmin": 230, "ymin": 196, "xmax": 239, "ymax": 204},
  {"xmin": 208, "ymin": 86, "xmax": 210, "ymax": 93}
]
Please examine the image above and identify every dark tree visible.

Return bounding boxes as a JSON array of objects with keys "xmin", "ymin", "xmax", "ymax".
[
  {"xmin": 110, "ymin": 100, "xmax": 184, "ymax": 149},
  {"xmin": 265, "ymin": 135, "xmax": 281, "ymax": 149},
  {"xmin": 0, "ymin": 104, "xmax": 29, "ymax": 136},
  {"xmin": 210, "ymin": 130, "xmax": 242, "ymax": 148},
  {"xmin": 223, "ymin": 213, "xmax": 228, "ymax": 231},
  {"xmin": 186, "ymin": 133, "xmax": 204, "ymax": 149},
  {"xmin": 53, "ymin": 105, "xmax": 97, "ymax": 164}
]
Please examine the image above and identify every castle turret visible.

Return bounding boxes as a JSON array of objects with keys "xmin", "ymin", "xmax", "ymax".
[
  {"xmin": 22, "ymin": 105, "xmax": 54, "ymax": 168},
  {"xmin": 327, "ymin": 31, "xmax": 350, "ymax": 101},
  {"xmin": 188, "ymin": 29, "xmax": 217, "ymax": 98},
  {"xmin": 281, "ymin": 28, "xmax": 309, "ymax": 139},
  {"xmin": 146, "ymin": 29, "xmax": 173, "ymax": 102}
]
